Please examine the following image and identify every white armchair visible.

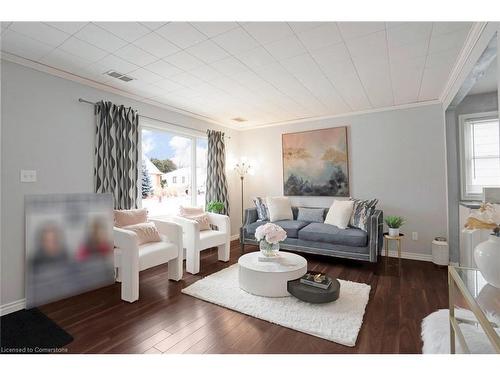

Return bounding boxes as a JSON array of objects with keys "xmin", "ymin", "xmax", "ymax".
[
  {"xmin": 173, "ymin": 213, "xmax": 230, "ymax": 274},
  {"xmin": 113, "ymin": 219, "xmax": 183, "ymax": 302}
]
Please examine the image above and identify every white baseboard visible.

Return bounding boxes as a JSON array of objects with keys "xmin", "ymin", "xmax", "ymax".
[
  {"xmin": 384, "ymin": 250, "xmax": 434, "ymax": 262},
  {"xmin": 0, "ymin": 298, "xmax": 26, "ymax": 316},
  {"xmin": 230, "ymin": 234, "xmax": 240, "ymax": 241}
]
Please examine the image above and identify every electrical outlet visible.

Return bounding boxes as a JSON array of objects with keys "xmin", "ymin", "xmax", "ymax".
[
  {"xmin": 412, "ymin": 232, "xmax": 418, "ymax": 241},
  {"xmin": 20, "ymin": 169, "xmax": 37, "ymax": 183}
]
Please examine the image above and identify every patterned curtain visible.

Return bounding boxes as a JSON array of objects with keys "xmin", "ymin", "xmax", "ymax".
[
  {"xmin": 94, "ymin": 101, "xmax": 139, "ymax": 209},
  {"xmin": 205, "ymin": 130, "xmax": 229, "ymax": 215}
]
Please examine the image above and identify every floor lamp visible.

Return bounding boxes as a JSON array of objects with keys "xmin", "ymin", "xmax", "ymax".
[{"xmin": 235, "ymin": 162, "xmax": 251, "ymax": 224}]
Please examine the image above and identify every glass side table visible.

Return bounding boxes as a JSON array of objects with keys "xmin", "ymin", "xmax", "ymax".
[{"xmin": 448, "ymin": 266, "xmax": 500, "ymax": 353}]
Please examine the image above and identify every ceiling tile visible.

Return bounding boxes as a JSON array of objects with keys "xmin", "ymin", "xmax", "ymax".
[
  {"xmin": 0, "ymin": 29, "xmax": 54, "ymax": 60},
  {"xmin": 128, "ymin": 67, "xmax": 163, "ymax": 84},
  {"xmin": 264, "ymin": 35, "xmax": 306, "ymax": 61},
  {"xmin": 288, "ymin": 22, "xmax": 325, "ymax": 34},
  {"xmin": 98, "ymin": 54, "xmax": 139, "ymax": 74},
  {"xmin": 354, "ymin": 58, "xmax": 394, "ymax": 107},
  {"xmin": 139, "ymin": 22, "xmax": 167, "ymax": 31},
  {"xmin": 45, "ymin": 22, "xmax": 87, "ymax": 34},
  {"xmin": 210, "ymin": 57, "xmax": 249, "ymax": 77},
  {"xmin": 168, "ymin": 72, "xmax": 205, "ymax": 88},
  {"xmin": 241, "ymin": 22, "xmax": 293, "ymax": 44},
  {"xmin": 75, "ymin": 23, "xmax": 128, "ymax": 52},
  {"xmin": 40, "ymin": 49, "xmax": 92, "ymax": 73},
  {"xmin": 388, "ymin": 40, "xmax": 429, "ymax": 63},
  {"xmin": 310, "ymin": 42, "xmax": 351, "ymax": 68},
  {"xmin": 337, "ymin": 22, "xmax": 386, "ymax": 40},
  {"xmin": 185, "ymin": 40, "xmax": 229, "ymax": 64},
  {"xmin": 419, "ymin": 65, "xmax": 450, "ymax": 100},
  {"xmin": 188, "ymin": 64, "xmax": 224, "ymax": 81},
  {"xmin": 153, "ymin": 78, "xmax": 185, "ymax": 92},
  {"xmin": 133, "ymin": 32, "xmax": 180, "ymax": 58},
  {"xmin": 156, "ymin": 22, "xmax": 207, "ymax": 49},
  {"xmin": 428, "ymin": 27, "xmax": 470, "ymax": 54},
  {"xmin": 386, "ymin": 22, "xmax": 432, "ymax": 48},
  {"xmin": 95, "ymin": 22, "xmax": 150, "ymax": 42},
  {"xmin": 163, "ymin": 51, "xmax": 204, "ymax": 70},
  {"xmin": 346, "ymin": 30, "xmax": 388, "ymax": 61},
  {"xmin": 144, "ymin": 59, "xmax": 183, "ymax": 77},
  {"xmin": 9, "ymin": 22, "xmax": 70, "ymax": 47},
  {"xmin": 296, "ymin": 23, "xmax": 343, "ymax": 51},
  {"xmin": 432, "ymin": 22, "xmax": 472, "ymax": 36},
  {"xmin": 190, "ymin": 22, "xmax": 238, "ymax": 37},
  {"xmin": 59, "ymin": 37, "xmax": 108, "ymax": 62},
  {"xmin": 114, "ymin": 44, "xmax": 157, "ymax": 66},
  {"xmin": 236, "ymin": 46, "xmax": 276, "ymax": 69},
  {"xmin": 425, "ymin": 48, "xmax": 461, "ymax": 69},
  {"xmin": 212, "ymin": 27, "xmax": 259, "ymax": 54}
]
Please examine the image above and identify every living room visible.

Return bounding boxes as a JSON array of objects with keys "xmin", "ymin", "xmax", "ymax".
[{"xmin": 1, "ymin": 0, "xmax": 499, "ymax": 373}]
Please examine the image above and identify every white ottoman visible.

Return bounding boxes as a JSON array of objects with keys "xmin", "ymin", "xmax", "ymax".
[{"xmin": 238, "ymin": 251, "xmax": 307, "ymax": 297}]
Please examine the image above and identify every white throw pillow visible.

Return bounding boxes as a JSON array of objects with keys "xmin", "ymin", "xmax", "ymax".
[
  {"xmin": 266, "ymin": 197, "xmax": 293, "ymax": 222},
  {"xmin": 325, "ymin": 200, "xmax": 355, "ymax": 229}
]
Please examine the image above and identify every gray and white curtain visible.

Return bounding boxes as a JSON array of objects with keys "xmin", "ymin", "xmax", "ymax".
[
  {"xmin": 94, "ymin": 101, "xmax": 139, "ymax": 209},
  {"xmin": 206, "ymin": 130, "xmax": 229, "ymax": 215}
]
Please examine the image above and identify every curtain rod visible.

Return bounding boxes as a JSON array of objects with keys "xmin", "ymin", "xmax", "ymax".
[{"xmin": 78, "ymin": 98, "xmax": 230, "ymax": 138}]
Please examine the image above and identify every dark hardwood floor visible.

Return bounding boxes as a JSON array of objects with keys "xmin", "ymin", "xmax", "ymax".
[{"xmin": 40, "ymin": 241, "xmax": 448, "ymax": 354}]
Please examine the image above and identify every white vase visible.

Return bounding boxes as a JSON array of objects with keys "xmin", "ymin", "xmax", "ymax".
[
  {"xmin": 474, "ymin": 235, "xmax": 500, "ymax": 288},
  {"xmin": 388, "ymin": 228, "xmax": 400, "ymax": 237}
]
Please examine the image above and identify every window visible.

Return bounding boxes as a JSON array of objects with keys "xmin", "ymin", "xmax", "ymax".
[
  {"xmin": 460, "ymin": 111, "xmax": 500, "ymax": 200},
  {"xmin": 140, "ymin": 126, "xmax": 208, "ymax": 217}
]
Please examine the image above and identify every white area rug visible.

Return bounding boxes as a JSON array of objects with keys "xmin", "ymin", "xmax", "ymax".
[{"xmin": 182, "ymin": 264, "xmax": 371, "ymax": 347}]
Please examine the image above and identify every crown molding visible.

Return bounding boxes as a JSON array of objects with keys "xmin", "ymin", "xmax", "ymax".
[
  {"xmin": 237, "ymin": 99, "xmax": 442, "ymax": 131},
  {"xmin": 439, "ymin": 22, "xmax": 490, "ymax": 108},
  {"xmin": 0, "ymin": 52, "xmax": 239, "ymax": 130}
]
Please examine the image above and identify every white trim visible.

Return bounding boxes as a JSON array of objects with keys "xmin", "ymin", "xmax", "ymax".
[
  {"xmin": 0, "ymin": 298, "xmax": 26, "ymax": 316},
  {"xmin": 439, "ymin": 22, "xmax": 488, "ymax": 106},
  {"xmin": 458, "ymin": 111, "xmax": 500, "ymax": 201},
  {"xmin": 384, "ymin": 250, "xmax": 433, "ymax": 262},
  {"xmin": 0, "ymin": 52, "xmax": 239, "ymax": 130},
  {"xmin": 231, "ymin": 234, "xmax": 240, "ymax": 241},
  {"xmin": 238, "ymin": 100, "xmax": 441, "ymax": 130}
]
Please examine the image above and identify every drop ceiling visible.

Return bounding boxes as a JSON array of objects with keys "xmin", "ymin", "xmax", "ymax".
[{"xmin": 0, "ymin": 22, "xmax": 473, "ymax": 128}]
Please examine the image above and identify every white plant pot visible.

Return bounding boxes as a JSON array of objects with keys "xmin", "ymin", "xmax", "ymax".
[
  {"xmin": 474, "ymin": 235, "xmax": 500, "ymax": 288},
  {"xmin": 388, "ymin": 228, "xmax": 400, "ymax": 237}
]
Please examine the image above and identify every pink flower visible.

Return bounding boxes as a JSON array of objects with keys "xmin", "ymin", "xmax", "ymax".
[{"xmin": 255, "ymin": 223, "xmax": 287, "ymax": 244}]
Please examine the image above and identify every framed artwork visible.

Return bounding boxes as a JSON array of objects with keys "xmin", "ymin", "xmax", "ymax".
[{"xmin": 282, "ymin": 126, "xmax": 349, "ymax": 196}]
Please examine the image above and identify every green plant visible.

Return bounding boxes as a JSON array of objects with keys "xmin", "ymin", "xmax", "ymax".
[
  {"xmin": 385, "ymin": 216, "xmax": 405, "ymax": 229},
  {"xmin": 207, "ymin": 201, "xmax": 225, "ymax": 214}
]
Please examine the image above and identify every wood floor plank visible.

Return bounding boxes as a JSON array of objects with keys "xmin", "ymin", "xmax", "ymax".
[{"xmin": 39, "ymin": 241, "xmax": 448, "ymax": 354}]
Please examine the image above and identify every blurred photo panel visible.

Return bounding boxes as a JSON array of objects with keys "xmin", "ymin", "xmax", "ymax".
[{"xmin": 25, "ymin": 193, "xmax": 115, "ymax": 308}]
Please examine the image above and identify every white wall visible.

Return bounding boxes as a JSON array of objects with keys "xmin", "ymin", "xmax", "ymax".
[
  {"xmin": 239, "ymin": 104, "xmax": 448, "ymax": 256},
  {"xmin": 0, "ymin": 60, "xmax": 241, "ymax": 306}
]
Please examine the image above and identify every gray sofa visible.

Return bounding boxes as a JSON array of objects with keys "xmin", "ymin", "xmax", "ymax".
[{"xmin": 240, "ymin": 206, "xmax": 383, "ymax": 262}]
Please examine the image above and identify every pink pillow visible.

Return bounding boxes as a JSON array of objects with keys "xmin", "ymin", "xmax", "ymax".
[
  {"xmin": 122, "ymin": 222, "xmax": 161, "ymax": 245},
  {"xmin": 114, "ymin": 209, "xmax": 148, "ymax": 227},
  {"xmin": 179, "ymin": 206, "xmax": 210, "ymax": 231}
]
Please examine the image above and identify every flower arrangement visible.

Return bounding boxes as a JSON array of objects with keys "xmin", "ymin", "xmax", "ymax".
[
  {"xmin": 255, "ymin": 223, "xmax": 287, "ymax": 257},
  {"xmin": 255, "ymin": 223, "xmax": 287, "ymax": 244}
]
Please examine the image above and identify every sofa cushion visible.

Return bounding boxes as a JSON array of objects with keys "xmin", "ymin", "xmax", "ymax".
[
  {"xmin": 272, "ymin": 220, "xmax": 309, "ymax": 239},
  {"xmin": 297, "ymin": 207, "xmax": 325, "ymax": 223},
  {"xmin": 244, "ymin": 221, "xmax": 269, "ymax": 236},
  {"xmin": 298, "ymin": 223, "xmax": 368, "ymax": 247}
]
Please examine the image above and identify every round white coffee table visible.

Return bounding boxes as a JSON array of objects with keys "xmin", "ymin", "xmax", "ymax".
[{"xmin": 238, "ymin": 251, "xmax": 307, "ymax": 297}]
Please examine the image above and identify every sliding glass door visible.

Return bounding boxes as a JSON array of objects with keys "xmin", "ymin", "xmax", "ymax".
[{"xmin": 140, "ymin": 126, "xmax": 207, "ymax": 217}]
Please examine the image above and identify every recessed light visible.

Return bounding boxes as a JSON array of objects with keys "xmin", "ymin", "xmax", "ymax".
[{"xmin": 232, "ymin": 117, "xmax": 247, "ymax": 122}]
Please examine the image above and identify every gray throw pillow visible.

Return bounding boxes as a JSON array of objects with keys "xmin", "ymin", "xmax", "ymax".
[
  {"xmin": 297, "ymin": 207, "xmax": 325, "ymax": 223},
  {"xmin": 349, "ymin": 198, "xmax": 378, "ymax": 231},
  {"xmin": 253, "ymin": 197, "xmax": 269, "ymax": 221}
]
